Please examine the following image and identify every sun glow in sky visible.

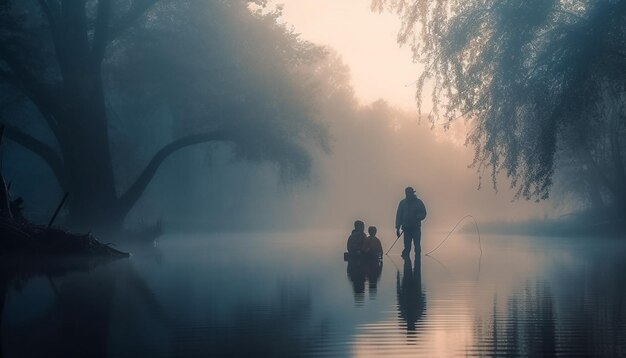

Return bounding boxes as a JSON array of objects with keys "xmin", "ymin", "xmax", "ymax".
[
  {"xmin": 271, "ymin": 0, "xmax": 421, "ymax": 111},
  {"xmin": 267, "ymin": 1, "xmax": 554, "ymax": 221}
]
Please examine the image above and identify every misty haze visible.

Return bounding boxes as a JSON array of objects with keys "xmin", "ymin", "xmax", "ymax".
[{"xmin": 0, "ymin": 1, "xmax": 625, "ymax": 357}]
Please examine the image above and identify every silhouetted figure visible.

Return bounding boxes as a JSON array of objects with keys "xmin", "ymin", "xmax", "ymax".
[
  {"xmin": 362, "ymin": 226, "xmax": 383, "ymax": 260},
  {"xmin": 397, "ymin": 256, "xmax": 425, "ymax": 334},
  {"xmin": 395, "ymin": 187, "xmax": 427, "ymax": 257},
  {"xmin": 347, "ymin": 220, "xmax": 367, "ymax": 255}
]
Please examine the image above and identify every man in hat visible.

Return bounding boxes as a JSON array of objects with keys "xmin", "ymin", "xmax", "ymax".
[{"xmin": 395, "ymin": 187, "xmax": 427, "ymax": 258}]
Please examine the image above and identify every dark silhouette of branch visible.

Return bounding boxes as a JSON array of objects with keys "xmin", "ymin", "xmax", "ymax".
[
  {"xmin": 118, "ymin": 130, "xmax": 230, "ymax": 214},
  {"xmin": 0, "ymin": 68, "xmax": 60, "ymax": 140},
  {"xmin": 92, "ymin": 0, "xmax": 111, "ymax": 64},
  {"xmin": 0, "ymin": 42, "xmax": 60, "ymax": 133},
  {"xmin": 1, "ymin": 123, "xmax": 67, "ymax": 189}
]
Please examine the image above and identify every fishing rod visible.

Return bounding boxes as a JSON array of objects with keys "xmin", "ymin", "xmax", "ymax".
[
  {"xmin": 385, "ymin": 230, "xmax": 404, "ymax": 256},
  {"xmin": 385, "ymin": 215, "xmax": 482, "ymax": 256},
  {"xmin": 424, "ymin": 214, "xmax": 481, "ymax": 256}
]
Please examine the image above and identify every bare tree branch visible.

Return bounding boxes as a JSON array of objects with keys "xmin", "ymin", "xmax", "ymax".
[
  {"xmin": 2, "ymin": 123, "xmax": 67, "ymax": 189},
  {"xmin": 118, "ymin": 130, "xmax": 230, "ymax": 215},
  {"xmin": 0, "ymin": 66, "xmax": 60, "ymax": 140}
]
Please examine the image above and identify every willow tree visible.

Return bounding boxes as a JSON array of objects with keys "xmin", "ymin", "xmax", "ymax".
[
  {"xmin": 374, "ymin": 0, "xmax": 626, "ymax": 214},
  {"xmin": 0, "ymin": 1, "xmax": 327, "ymax": 233}
]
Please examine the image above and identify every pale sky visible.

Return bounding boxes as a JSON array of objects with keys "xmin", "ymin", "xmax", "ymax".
[
  {"xmin": 267, "ymin": 1, "xmax": 554, "ymax": 221},
  {"xmin": 271, "ymin": 0, "xmax": 421, "ymax": 110}
]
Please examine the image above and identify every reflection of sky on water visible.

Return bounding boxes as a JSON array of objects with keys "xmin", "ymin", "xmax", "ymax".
[{"xmin": 2, "ymin": 231, "xmax": 625, "ymax": 357}]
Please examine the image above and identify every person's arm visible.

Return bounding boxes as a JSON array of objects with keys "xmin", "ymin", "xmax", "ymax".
[{"xmin": 395, "ymin": 200, "xmax": 404, "ymax": 230}]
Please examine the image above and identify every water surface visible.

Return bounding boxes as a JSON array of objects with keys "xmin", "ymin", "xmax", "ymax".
[{"xmin": 2, "ymin": 230, "xmax": 625, "ymax": 357}]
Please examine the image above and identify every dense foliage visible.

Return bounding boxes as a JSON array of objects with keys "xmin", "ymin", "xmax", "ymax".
[{"xmin": 373, "ymin": 0, "xmax": 626, "ymax": 218}]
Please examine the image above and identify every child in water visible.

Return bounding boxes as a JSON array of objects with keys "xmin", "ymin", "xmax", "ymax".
[
  {"xmin": 347, "ymin": 220, "xmax": 367, "ymax": 255},
  {"xmin": 363, "ymin": 226, "xmax": 383, "ymax": 259}
]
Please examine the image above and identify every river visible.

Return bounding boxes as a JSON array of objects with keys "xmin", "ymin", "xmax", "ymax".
[{"xmin": 2, "ymin": 230, "xmax": 625, "ymax": 357}]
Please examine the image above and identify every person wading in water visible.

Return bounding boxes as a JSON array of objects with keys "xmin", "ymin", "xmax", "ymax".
[
  {"xmin": 347, "ymin": 220, "xmax": 367, "ymax": 256},
  {"xmin": 395, "ymin": 187, "xmax": 427, "ymax": 258}
]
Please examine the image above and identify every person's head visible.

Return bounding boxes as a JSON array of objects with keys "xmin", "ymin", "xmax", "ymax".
[
  {"xmin": 354, "ymin": 220, "xmax": 365, "ymax": 232},
  {"xmin": 405, "ymin": 186, "xmax": 416, "ymax": 198},
  {"xmin": 368, "ymin": 226, "xmax": 377, "ymax": 236}
]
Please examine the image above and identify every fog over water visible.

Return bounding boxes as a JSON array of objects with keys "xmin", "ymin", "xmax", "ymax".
[
  {"xmin": 2, "ymin": 2, "xmax": 626, "ymax": 357},
  {"xmin": 121, "ymin": 2, "xmax": 557, "ymax": 233},
  {"xmin": 129, "ymin": 78, "xmax": 554, "ymax": 233},
  {"xmin": 127, "ymin": 99, "xmax": 554, "ymax": 233}
]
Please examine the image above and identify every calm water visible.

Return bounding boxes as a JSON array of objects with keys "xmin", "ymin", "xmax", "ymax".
[{"xmin": 2, "ymin": 230, "xmax": 625, "ymax": 357}]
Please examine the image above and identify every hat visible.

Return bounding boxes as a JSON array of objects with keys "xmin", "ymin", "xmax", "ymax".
[{"xmin": 405, "ymin": 186, "xmax": 416, "ymax": 195}]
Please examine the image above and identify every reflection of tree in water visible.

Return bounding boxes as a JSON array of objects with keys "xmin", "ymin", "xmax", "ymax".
[
  {"xmin": 396, "ymin": 257, "xmax": 426, "ymax": 339},
  {"xmin": 1, "ymin": 257, "xmax": 183, "ymax": 358},
  {"xmin": 168, "ymin": 286, "xmax": 320, "ymax": 357},
  {"xmin": 473, "ymin": 283, "xmax": 556, "ymax": 357},
  {"xmin": 555, "ymin": 249, "xmax": 626, "ymax": 357},
  {"xmin": 1, "ymin": 259, "xmax": 326, "ymax": 357},
  {"xmin": 473, "ymin": 248, "xmax": 626, "ymax": 357},
  {"xmin": 346, "ymin": 258, "xmax": 383, "ymax": 306},
  {"xmin": 0, "ymin": 257, "xmax": 126, "ymax": 358}
]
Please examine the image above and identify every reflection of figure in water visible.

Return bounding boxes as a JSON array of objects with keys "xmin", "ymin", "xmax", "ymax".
[
  {"xmin": 347, "ymin": 256, "xmax": 383, "ymax": 305},
  {"xmin": 397, "ymin": 256, "xmax": 426, "ymax": 334},
  {"xmin": 347, "ymin": 220, "xmax": 367, "ymax": 255},
  {"xmin": 363, "ymin": 226, "xmax": 383, "ymax": 260},
  {"xmin": 395, "ymin": 187, "xmax": 427, "ymax": 258}
]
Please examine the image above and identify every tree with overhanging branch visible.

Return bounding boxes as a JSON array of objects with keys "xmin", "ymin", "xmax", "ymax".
[{"xmin": 0, "ymin": 0, "xmax": 328, "ymax": 233}]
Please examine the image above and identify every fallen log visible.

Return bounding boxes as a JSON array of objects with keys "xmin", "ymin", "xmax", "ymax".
[{"xmin": 0, "ymin": 217, "xmax": 129, "ymax": 257}]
